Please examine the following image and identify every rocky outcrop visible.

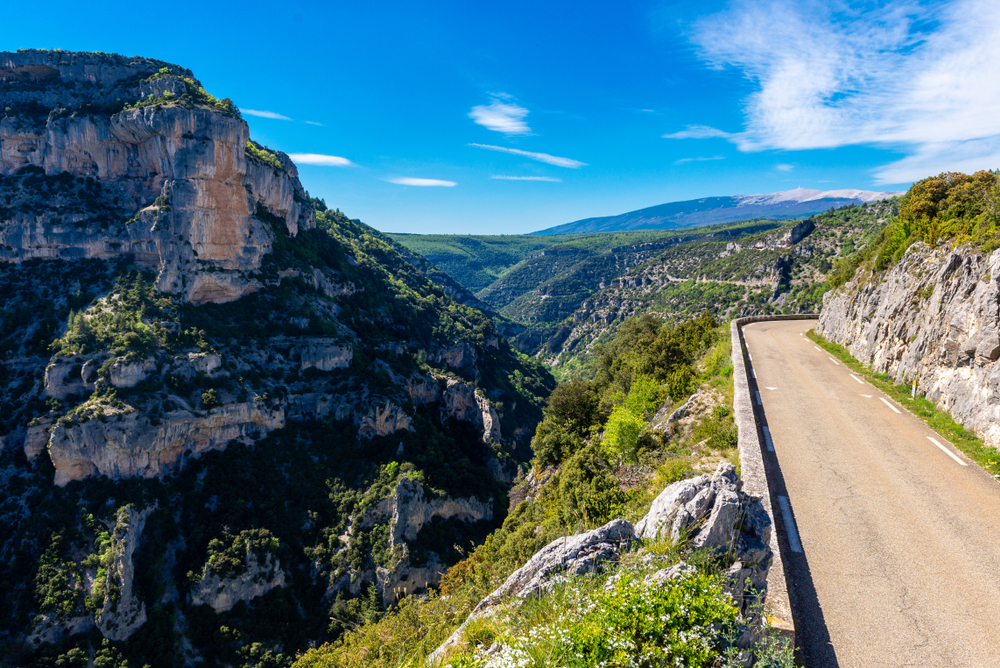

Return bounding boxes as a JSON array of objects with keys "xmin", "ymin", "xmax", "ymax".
[
  {"xmin": 360, "ymin": 478, "xmax": 493, "ymax": 551},
  {"xmin": 44, "ymin": 359, "xmax": 95, "ymax": 399},
  {"xmin": 428, "ymin": 518, "xmax": 634, "ymax": 664},
  {"xmin": 0, "ymin": 50, "xmax": 315, "ymax": 304},
  {"xmin": 23, "ymin": 418, "xmax": 53, "ymax": 461},
  {"xmin": 481, "ymin": 518, "xmax": 633, "ymax": 607},
  {"xmin": 429, "ymin": 464, "xmax": 775, "ymax": 665},
  {"xmin": 48, "ymin": 401, "xmax": 284, "ymax": 485},
  {"xmin": 96, "ymin": 506, "xmax": 153, "ymax": 641},
  {"xmin": 109, "ymin": 357, "xmax": 156, "ymax": 388},
  {"xmin": 442, "ymin": 380, "xmax": 500, "ymax": 443},
  {"xmin": 635, "ymin": 463, "xmax": 772, "ymax": 570},
  {"xmin": 358, "ymin": 401, "xmax": 412, "ymax": 438},
  {"xmin": 346, "ymin": 478, "xmax": 492, "ymax": 605},
  {"xmin": 298, "ymin": 339, "xmax": 352, "ymax": 371},
  {"xmin": 190, "ymin": 551, "xmax": 285, "ymax": 613},
  {"xmin": 818, "ymin": 244, "xmax": 1000, "ymax": 448}
]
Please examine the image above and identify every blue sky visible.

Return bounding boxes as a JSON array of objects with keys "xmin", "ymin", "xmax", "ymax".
[{"xmin": 6, "ymin": 0, "xmax": 999, "ymax": 233}]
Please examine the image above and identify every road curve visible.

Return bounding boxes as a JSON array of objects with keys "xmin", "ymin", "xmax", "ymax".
[{"xmin": 744, "ymin": 319, "xmax": 1000, "ymax": 668}]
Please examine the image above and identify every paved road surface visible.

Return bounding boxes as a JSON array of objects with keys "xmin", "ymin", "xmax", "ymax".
[{"xmin": 743, "ymin": 319, "xmax": 1000, "ymax": 668}]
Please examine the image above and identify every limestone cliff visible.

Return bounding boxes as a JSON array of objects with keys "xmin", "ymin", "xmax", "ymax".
[
  {"xmin": 95, "ymin": 506, "xmax": 152, "ymax": 641},
  {"xmin": 0, "ymin": 49, "xmax": 314, "ymax": 305},
  {"xmin": 340, "ymin": 478, "xmax": 493, "ymax": 604},
  {"xmin": 0, "ymin": 51, "xmax": 553, "ymax": 661},
  {"xmin": 190, "ymin": 551, "xmax": 285, "ymax": 613},
  {"xmin": 818, "ymin": 243, "xmax": 1000, "ymax": 447}
]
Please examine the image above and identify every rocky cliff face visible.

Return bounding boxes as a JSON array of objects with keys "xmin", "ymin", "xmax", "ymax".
[
  {"xmin": 0, "ymin": 51, "xmax": 553, "ymax": 665},
  {"xmin": 818, "ymin": 243, "xmax": 1000, "ymax": 447},
  {"xmin": 190, "ymin": 551, "xmax": 285, "ymax": 613},
  {"xmin": 0, "ymin": 49, "xmax": 313, "ymax": 305}
]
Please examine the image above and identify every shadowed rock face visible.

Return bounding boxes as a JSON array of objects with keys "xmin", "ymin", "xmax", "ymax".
[
  {"xmin": 0, "ymin": 50, "xmax": 314, "ymax": 304},
  {"xmin": 818, "ymin": 243, "xmax": 1000, "ymax": 448}
]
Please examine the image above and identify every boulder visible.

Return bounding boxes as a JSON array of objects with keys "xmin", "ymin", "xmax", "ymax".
[{"xmin": 476, "ymin": 518, "xmax": 633, "ymax": 611}]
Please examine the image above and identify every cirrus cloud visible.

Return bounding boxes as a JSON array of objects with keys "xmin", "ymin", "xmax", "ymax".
[
  {"xmin": 469, "ymin": 143, "xmax": 586, "ymax": 168},
  {"xmin": 674, "ymin": 0, "xmax": 1000, "ymax": 183},
  {"xmin": 490, "ymin": 175, "xmax": 562, "ymax": 182},
  {"xmin": 288, "ymin": 153, "xmax": 352, "ymax": 166},
  {"xmin": 386, "ymin": 177, "xmax": 457, "ymax": 187},
  {"xmin": 240, "ymin": 109, "xmax": 292, "ymax": 121}
]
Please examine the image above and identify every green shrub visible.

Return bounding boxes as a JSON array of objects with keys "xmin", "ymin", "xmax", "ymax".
[{"xmin": 559, "ymin": 444, "xmax": 625, "ymax": 526}]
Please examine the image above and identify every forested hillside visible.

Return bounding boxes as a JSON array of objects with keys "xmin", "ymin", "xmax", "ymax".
[
  {"xmin": 0, "ymin": 50, "xmax": 554, "ymax": 668},
  {"xmin": 292, "ymin": 312, "xmax": 792, "ymax": 667}
]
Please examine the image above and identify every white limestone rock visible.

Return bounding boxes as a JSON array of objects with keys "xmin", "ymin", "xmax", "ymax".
[
  {"xmin": 190, "ymin": 551, "xmax": 285, "ymax": 613},
  {"xmin": 96, "ymin": 506, "xmax": 153, "ymax": 641}
]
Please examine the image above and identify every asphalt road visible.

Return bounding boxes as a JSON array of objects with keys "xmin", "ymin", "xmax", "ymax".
[{"xmin": 743, "ymin": 319, "xmax": 1000, "ymax": 668}]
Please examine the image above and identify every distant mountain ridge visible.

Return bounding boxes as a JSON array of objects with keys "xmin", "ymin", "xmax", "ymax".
[{"xmin": 533, "ymin": 187, "xmax": 904, "ymax": 235}]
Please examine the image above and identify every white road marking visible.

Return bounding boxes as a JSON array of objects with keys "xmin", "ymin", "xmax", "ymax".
[
  {"xmin": 777, "ymin": 495, "xmax": 804, "ymax": 553},
  {"xmin": 880, "ymin": 397, "xmax": 902, "ymax": 414},
  {"xmin": 849, "ymin": 374, "xmax": 864, "ymax": 384},
  {"xmin": 751, "ymin": 368, "xmax": 756, "ymax": 379},
  {"xmin": 799, "ymin": 332, "xmax": 803, "ymax": 336},
  {"xmin": 763, "ymin": 426, "xmax": 774, "ymax": 452},
  {"xmin": 749, "ymin": 354, "xmax": 753, "ymax": 361},
  {"xmin": 755, "ymin": 391, "xmax": 762, "ymax": 405},
  {"xmin": 814, "ymin": 346, "xmax": 822, "ymax": 352},
  {"xmin": 828, "ymin": 357, "xmax": 840, "ymax": 366},
  {"xmin": 928, "ymin": 437, "xmax": 968, "ymax": 466},
  {"xmin": 765, "ymin": 386, "xmax": 777, "ymax": 390},
  {"xmin": 861, "ymin": 394, "xmax": 873, "ymax": 398}
]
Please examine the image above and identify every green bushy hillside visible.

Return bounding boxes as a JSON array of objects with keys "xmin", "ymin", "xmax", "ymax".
[
  {"xmin": 0, "ymin": 199, "xmax": 555, "ymax": 668},
  {"xmin": 542, "ymin": 200, "xmax": 898, "ymax": 373},
  {"xmin": 828, "ymin": 170, "xmax": 1000, "ymax": 288},
  {"xmin": 292, "ymin": 312, "xmax": 792, "ymax": 667}
]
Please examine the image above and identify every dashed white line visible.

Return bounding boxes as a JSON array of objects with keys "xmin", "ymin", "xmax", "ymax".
[
  {"xmin": 928, "ymin": 437, "xmax": 968, "ymax": 466},
  {"xmin": 751, "ymin": 368, "xmax": 756, "ymax": 379},
  {"xmin": 880, "ymin": 397, "xmax": 902, "ymax": 414},
  {"xmin": 861, "ymin": 394, "xmax": 873, "ymax": 398},
  {"xmin": 762, "ymin": 426, "xmax": 774, "ymax": 452},
  {"xmin": 814, "ymin": 346, "xmax": 822, "ymax": 352},
  {"xmin": 849, "ymin": 374, "xmax": 864, "ymax": 384},
  {"xmin": 777, "ymin": 495, "xmax": 804, "ymax": 553},
  {"xmin": 828, "ymin": 357, "xmax": 840, "ymax": 366}
]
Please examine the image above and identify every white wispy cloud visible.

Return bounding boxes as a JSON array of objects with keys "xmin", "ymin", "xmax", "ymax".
[
  {"xmin": 674, "ymin": 0, "xmax": 1000, "ymax": 182},
  {"xmin": 305, "ymin": 121, "xmax": 323, "ymax": 126},
  {"xmin": 674, "ymin": 155, "xmax": 726, "ymax": 165},
  {"xmin": 470, "ymin": 143, "xmax": 586, "ymax": 168},
  {"xmin": 664, "ymin": 126, "xmax": 740, "ymax": 142},
  {"xmin": 469, "ymin": 96, "xmax": 530, "ymax": 135},
  {"xmin": 288, "ymin": 153, "xmax": 352, "ymax": 167},
  {"xmin": 775, "ymin": 163, "xmax": 794, "ymax": 172},
  {"xmin": 387, "ymin": 177, "xmax": 457, "ymax": 187},
  {"xmin": 490, "ymin": 175, "xmax": 562, "ymax": 182},
  {"xmin": 241, "ymin": 109, "xmax": 292, "ymax": 121}
]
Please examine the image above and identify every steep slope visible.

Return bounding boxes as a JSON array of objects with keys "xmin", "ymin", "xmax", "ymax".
[
  {"xmin": 817, "ymin": 171, "xmax": 1000, "ymax": 449},
  {"xmin": 535, "ymin": 187, "xmax": 903, "ymax": 235},
  {"xmin": 544, "ymin": 199, "xmax": 897, "ymax": 371},
  {"xmin": 0, "ymin": 50, "xmax": 554, "ymax": 668},
  {"xmin": 1, "ymin": 49, "xmax": 313, "ymax": 305}
]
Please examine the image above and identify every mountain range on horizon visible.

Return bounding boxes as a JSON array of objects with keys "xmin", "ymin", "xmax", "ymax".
[{"xmin": 532, "ymin": 187, "xmax": 905, "ymax": 235}]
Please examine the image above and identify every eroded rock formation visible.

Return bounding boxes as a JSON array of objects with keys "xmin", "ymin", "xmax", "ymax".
[
  {"xmin": 818, "ymin": 244, "xmax": 1000, "ymax": 448},
  {"xmin": 0, "ymin": 50, "xmax": 314, "ymax": 304}
]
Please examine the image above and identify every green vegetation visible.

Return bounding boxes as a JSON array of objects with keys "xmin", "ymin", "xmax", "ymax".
[
  {"xmin": 245, "ymin": 141, "xmax": 284, "ymax": 171},
  {"xmin": 292, "ymin": 313, "xmax": 750, "ymax": 668},
  {"xmin": 808, "ymin": 329, "xmax": 1000, "ymax": 478},
  {"xmin": 122, "ymin": 70, "xmax": 239, "ymax": 117},
  {"xmin": 829, "ymin": 171, "xmax": 1000, "ymax": 289}
]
